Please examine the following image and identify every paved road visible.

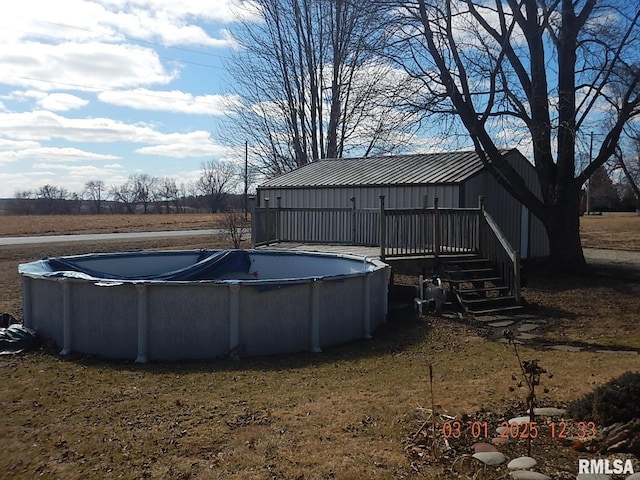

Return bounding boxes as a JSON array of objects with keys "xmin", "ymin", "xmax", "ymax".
[
  {"xmin": 583, "ymin": 247, "xmax": 640, "ymax": 280},
  {"xmin": 0, "ymin": 229, "xmax": 223, "ymax": 246}
]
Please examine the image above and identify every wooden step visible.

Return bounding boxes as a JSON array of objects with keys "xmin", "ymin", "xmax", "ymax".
[
  {"xmin": 445, "ymin": 267, "xmax": 494, "ymax": 275},
  {"xmin": 460, "ymin": 295, "xmax": 517, "ymax": 305},
  {"xmin": 444, "ymin": 258, "xmax": 490, "ymax": 265},
  {"xmin": 448, "ymin": 276, "xmax": 502, "ymax": 284},
  {"xmin": 442, "ymin": 255, "xmax": 521, "ymax": 315},
  {"xmin": 456, "ymin": 285, "xmax": 510, "ymax": 294},
  {"xmin": 467, "ymin": 305, "xmax": 523, "ymax": 315}
]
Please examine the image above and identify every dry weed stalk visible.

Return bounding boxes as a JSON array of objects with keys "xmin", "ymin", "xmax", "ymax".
[{"xmin": 505, "ymin": 329, "xmax": 548, "ymax": 457}]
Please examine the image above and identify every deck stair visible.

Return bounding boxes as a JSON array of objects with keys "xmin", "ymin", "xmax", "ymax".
[{"xmin": 442, "ymin": 256, "xmax": 522, "ymax": 315}]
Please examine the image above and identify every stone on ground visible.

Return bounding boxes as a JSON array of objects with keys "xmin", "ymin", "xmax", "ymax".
[
  {"xmin": 508, "ymin": 415, "xmax": 531, "ymax": 425},
  {"xmin": 472, "ymin": 442, "xmax": 498, "ymax": 453},
  {"xmin": 507, "ymin": 456, "xmax": 537, "ymax": 470},
  {"xmin": 472, "ymin": 451, "xmax": 506, "ymax": 466}
]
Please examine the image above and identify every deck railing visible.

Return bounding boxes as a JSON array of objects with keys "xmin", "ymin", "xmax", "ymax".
[
  {"xmin": 251, "ymin": 195, "xmax": 519, "ymax": 301},
  {"xmin": 479, "ymin": 206, "xmax": 521, "ymax": 302}
]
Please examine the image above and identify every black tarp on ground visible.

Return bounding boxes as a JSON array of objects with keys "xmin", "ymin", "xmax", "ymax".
[{"xmin": 0, "ymin": 313, "xmax": 39, "ymax": 354}]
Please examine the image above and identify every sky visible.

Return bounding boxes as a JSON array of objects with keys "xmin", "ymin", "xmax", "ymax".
[{"xmin": 0, "ymin": 0, "xmax": 260, "ymax": 198}]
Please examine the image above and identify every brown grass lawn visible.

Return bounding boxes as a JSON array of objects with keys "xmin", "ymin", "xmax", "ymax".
[
  {"xmin": 0, "ymin": 213, "xmax": 228, "ymax": 237},
  {"xmin": 580, "ymin": 212, "xmax": 640, "ymax": 250},
  {"xmin": 0, "ymin": 215, "xmax": 639, "ymax": 479}
]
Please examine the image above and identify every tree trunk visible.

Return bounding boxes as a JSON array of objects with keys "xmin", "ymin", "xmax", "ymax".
[{"xmin": 542, "ymin": 189, "xmax": 586, "ymax": 272}]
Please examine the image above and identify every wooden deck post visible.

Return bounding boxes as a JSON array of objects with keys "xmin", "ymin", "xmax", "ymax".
[
  {"xmin": 264, "ymin": 197, "xmax": 270, "ymax": 246},
  {"xmin": 276, "ymin": 196, "xmax": 282, "ymax": 243},
  {"xmin": 433, "ymin": 197, "xmax": 440, "ymax": 260},
  {"xmin": 478, "ymin": 195, "xmax": 485, "ymax": 255},
  {"xmin": 379, "ymin": 195, "xmax": 386, "ymax": 260},
  {"xmin": 249, "ymin": 196, "xmax": 256, "ymax": 247},
  {"xmin": 350, "ymin": 196, "xmax": 356, "ymax": 244}
]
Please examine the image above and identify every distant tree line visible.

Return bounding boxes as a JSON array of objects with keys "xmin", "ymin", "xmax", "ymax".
[
  {"xmin": 5, "ymin": 160, "xmax": 252, "ymax": 215},
  {"xmin": 585, "ymin": 130, "xmax": 640, "ymax": 213},
  {"xmin": 587, "ymin": 166, "xmax": 639, "ymax": 212}
]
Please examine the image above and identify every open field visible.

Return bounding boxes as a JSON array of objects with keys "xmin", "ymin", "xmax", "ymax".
[
  {"xmin": 1, "ymin": 211, "xmax": 638, "ymax": 248},
  {"xmin": 580, "ymin": 212, "xmax": 640, "ymax": 251},
  {"xmin": 0, "ymin": 213, "xmax": 228, "ymax": 237},
  {"xmin": 0, "ymin": 215, "xmax": 639, "ymax": 479}
]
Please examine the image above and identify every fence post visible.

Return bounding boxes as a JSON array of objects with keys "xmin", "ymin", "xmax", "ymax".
[
  {"xmin": 379, "ymin": 195, "xmax": 386, "ymax": 260},
  {"xmin": 264, "ymin": 197, "xmax": 270, "ymax": 246},
  {"xmin": 276, "ymin": 196, "xmax": 282, "ymax": 243},
  {"xmin": 350, "ymin": 196, "xmax": 356, "ymax": 245},
  {"xmin": 478, "ymin": 195, "xmax": 485, "ymax": 256},
  {"xmin": 433, "ymin": 197, "xmax": 440, "ymax": 260},
  {"xmin": 249, "ymin": 196, "xmax": 256, "ymax": 247},
  {"xmin": 423, "ymin": 194, "xmax": 429, "ymax": 255}
]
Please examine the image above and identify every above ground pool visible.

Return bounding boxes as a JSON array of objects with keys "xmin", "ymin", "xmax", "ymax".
[{"xmin": 19, "ymin": 249, "xmax": 390, "ymax": 362}]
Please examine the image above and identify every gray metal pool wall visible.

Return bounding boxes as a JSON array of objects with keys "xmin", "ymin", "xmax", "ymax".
[{"xmin": 21, "ymin": 263, "xmax": 390, "ymax": 362}]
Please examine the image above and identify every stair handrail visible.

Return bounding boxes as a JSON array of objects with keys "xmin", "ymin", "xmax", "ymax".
[{"xmin": 480, "ymin": 209, "xmax": 521, "ymax": 303}]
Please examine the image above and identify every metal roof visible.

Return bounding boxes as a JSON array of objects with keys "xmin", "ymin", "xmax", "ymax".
[{"xmin": 259, "ymin": 150, "xmax": 505, "ymax": 189}]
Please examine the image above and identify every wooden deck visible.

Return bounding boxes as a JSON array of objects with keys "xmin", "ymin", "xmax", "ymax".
[
  {"xmin": 252, "ymin": 203, "xmax": 521, "ymax": 308},
  {"xmin": 255, "ymin": 242, "xmax": 382, "ymax": 259}
]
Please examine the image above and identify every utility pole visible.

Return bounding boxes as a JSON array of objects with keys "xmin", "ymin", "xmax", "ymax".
[
  {"xmin": 244, "ymin": 140, "xmax": 249, "ymax": 219},
  {"xmin": 586, "ymin": 132, "xmax": 593, "ymax": 215}
]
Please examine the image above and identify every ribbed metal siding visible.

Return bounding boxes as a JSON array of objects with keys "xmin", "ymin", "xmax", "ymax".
[
  {"xmin": 255, "ymin": 150, "xmax": 549, "ymax": 258},
  {"xmin": 462, "ymin": 151, "xmax": 549, "ymax": 258},
  {"xmin": 506, "ymin": 152, "xmax": 550, "ymax": 258},
  {"xmin": 257, "ymin": 184, "xmax": 460, "ymax": 209}
]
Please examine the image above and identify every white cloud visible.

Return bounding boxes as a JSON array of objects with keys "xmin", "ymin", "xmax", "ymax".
[
  {"xmin": 0, "ymin": 0, "xmax": 256, "ymax": 48},
  {"xmin": 0, "ymin": 138, "xmax": 41, "ymax": 151},
  {"xmin": 0, "ymin": 146, "xmax": 119, "ymax": 164},
  {"xmin": 135, "ymin": 131, "xmax": 229, "ymax": 158},
  {"xmin": 98, "ymin": 89, "xmax": 239, "ymax": 115},
  {"xmin": 0, "ymin": 110, "xmax": 166, "ymax": 143},
  {"xmin": 97, "ymin": 0, "xmax": 262, "ymax": 25},
  {"xmin": 0, "ymin": 41, "xmax": 176, "ymax": 92},
  {"xmin": 37, "ymin": 93, "xmax": 89, "ymax": 111},
  {"xmin": 0, "ymin": 110, "xmax": 226, "ymax": 159}
]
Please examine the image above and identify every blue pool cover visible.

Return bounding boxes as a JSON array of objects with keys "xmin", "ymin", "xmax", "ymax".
[{"xmin": 46, "ymin": 250, "xmax": 252, "ymax": 281}]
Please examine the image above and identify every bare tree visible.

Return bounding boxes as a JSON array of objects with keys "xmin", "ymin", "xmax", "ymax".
[
  {"xmin": 154, "ymin": 177, "xmax": 181, "ymax": 213},
  {"xmin": 84, "ymin": 180, "xmax": 105, "ymax": 214},
  {"xmin": 384, "ymin": 0, "xmax": 640, "ymax": 271},
  {"xmin": 109, "ymin": 179, "xmax": 138, "ymax": 214},
  {"xmin": 36, "ymin": 184, "xmax": 69, "ymax": 214},
  {"xmin": 222, "ymin": 209, "xmax": 251, "ymax": 248},
  {"xmin": 226, "ymin": 0, "xmax": 420, "ymax": 176},
  {"xmin": 614, "ymin": 133, "xmax": 640, "ymax": 211},
  {"xmin": 131, "ymin": 173, "xmax": 157, "ymax": 214},
  {"xmin": 8, "ymin": 190, "xmax": 34, "ymax": 215},
  {"xmin": 196, "ymin": 160, "xmax": 238, "ymax": 213}
]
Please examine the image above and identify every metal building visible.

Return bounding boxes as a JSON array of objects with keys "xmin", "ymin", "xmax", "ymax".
[{"xmin": 256, "ymin": 149, "xmax": 549, "ymax": 259}]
